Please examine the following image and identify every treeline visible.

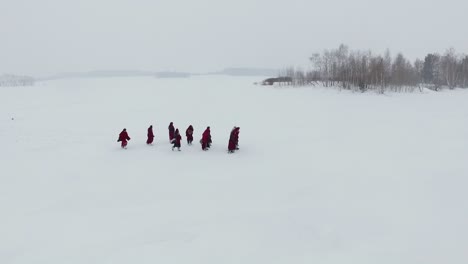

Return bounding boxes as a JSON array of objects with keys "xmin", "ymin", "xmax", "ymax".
[
  {"xmin": 0, "ymin": 74, "xmax": 35, "ymax": 87},
  {"xmin": 281, "ymin": 44, "xmax": 468, "ymax": 93}
]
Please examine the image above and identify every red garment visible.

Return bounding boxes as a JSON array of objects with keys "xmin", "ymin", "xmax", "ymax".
[
  {"xmin": 147, "ymin": 126, "xmax": 154, "ymax": 144},
  {"xmin": 174, "ymin": 134, "xmax": 182, "ymax": 147},
  {"xmin": 168, "ymin": 122, "xmax": 175, "ymax": 141},
  {"xmin": 201, "ymin": 127, "xmax": 211, "ymax": 150},
  {"xmin": 234, "ymin": 128, "xmax": 240, "ymax": 144},
  {"xmin": 228, "ymin": 139, "xmax": 236, "ymax": 151},
  {"xmin": 228, "ymin": 128, "xmax": 238, "ymax": 151},
  {"xmin": 186, "ymin": 125, "xmax": 194, "ymax": 142},
  {"xmin": 173, "ymin": 129, "xmax": 182, "ymax": 148},
  {"xmin": 117, "ymin": 130, "xmax": 131, "ymax": 148},
  {"xmin": 228, "ymin": 127, "xmax": 240, "ymax": 152}
]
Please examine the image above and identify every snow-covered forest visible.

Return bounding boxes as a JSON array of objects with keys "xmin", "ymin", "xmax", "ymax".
[{"xmin": 281, "ymin": 45, "xmax": 468, "ymax": 93}]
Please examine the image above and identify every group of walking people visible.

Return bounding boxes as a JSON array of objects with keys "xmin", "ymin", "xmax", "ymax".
[{"xmin": 117, "ymin": 122, "xmax": 240, "ymax": 153}]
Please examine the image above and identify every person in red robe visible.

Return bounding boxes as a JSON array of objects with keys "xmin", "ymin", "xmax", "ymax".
[
  {"xmin": 117, "ymin": 128, "xmax": 131, "ymax": 149},
  {"xmin": 201, "ymin": 126, "xmax": 211, "ymax": 150},
  {"xmin": 168, "ymin": 122, "xmax": 175, "ymax": 142},
  {"xmin": 172, "ymin": 129, "xmax": 182, "ymax": 151},
  {"xmin": 228, "ymin": 127, "xmax": 238, "ymax": 153},
  {"xmin": 186, "ymin": 125, "xmax": 194, "ymax": 145},
  {"xmin": 146, "ymin": 125, "xmax": 154, "ymax": 145}
]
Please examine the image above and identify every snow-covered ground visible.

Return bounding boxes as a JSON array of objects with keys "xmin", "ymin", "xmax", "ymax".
[{"xmin": 1, "ymin": 76, "xmax": 467, "ymax": 263}]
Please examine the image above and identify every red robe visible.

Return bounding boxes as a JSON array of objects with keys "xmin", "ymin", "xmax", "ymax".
[
  {"xmin": 228, "ymin": 128, "xmax": 239, "ymax": 151},
  {"xmin": 173, "ymin": 133, "xmax": 182, "ymax": 148},
  {"xmin": 228, "ymin": 139, "xmax": 236, "ymax": 151},
  {"xmin": 168, "ymin": 123, "xmax": 175, "ymax": 141},
  {"xmin": 118, "ymin": 130, "xmax": 131, "ymax": 148},
  {"xmin": 201, "ymin": 128, "xmax": 211, "ymax": 150},
  {"xmin": 186, "ymin": 126, "xmax": 194, "ymax": 142},
  {"xmin": 146, "ymin": 126, "xmax": 154, "ymax": 144}
]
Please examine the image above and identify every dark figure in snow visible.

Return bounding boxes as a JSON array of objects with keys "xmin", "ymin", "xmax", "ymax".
[
  {"xmin": 117, "ymin": 128, "xmax": 131, "ymax": 149},
  {"xmin": 172, "ymin": 128, "xmax": 182, "ymax": 151},
  {"xmin": 168, "ymin": 122, "xmax": 175, "ymax": 142},
  {"xmin": 201, "ymin": 126, "xmax": 212, "ymax": 150},
  {"xmin": 146, "ymin": 125, "xmax": 154, "ymax": 145},
  {"xmin": 228, "ymin": 127, "xmax": 238, "ymax": 153},
  {"xmin": 228, "ymin": 127, "xmax": 240, "ymax": 153},
  {"xmin": 186, "ymin": 125, "xmax": 194, "ymax": 145}
]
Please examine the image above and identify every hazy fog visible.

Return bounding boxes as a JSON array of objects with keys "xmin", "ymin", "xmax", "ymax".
[{"xmin": 1, "ymin": 0, "xmax": 467, "ymax": 77}]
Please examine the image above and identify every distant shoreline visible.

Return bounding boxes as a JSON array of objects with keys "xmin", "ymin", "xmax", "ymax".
[{"xmin": 36, "ymin": 67, "xmax": 279, "ymax": 81}]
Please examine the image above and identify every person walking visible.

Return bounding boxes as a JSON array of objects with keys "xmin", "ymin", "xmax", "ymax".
[
  {"xmin": 186, "ymin": 125, "xmax": 194, "ymax": 145},
  {"xmin": 146, "ymin": 125, "xmax": 154, "ymax": 145},
  {"xmin": 201, "ymin": 126, "xmax": 211, "ymax": 151},
  {"xmin": 117, "ymin": 128, "xmax": 131, "ymax": 149},
  {"xmin": 228, "ymin": 127, "xmax": 238, "ymax": 153},
  {"xmin": 168, "ymin": 122, "xmax": 175, "ymax": 142},
  {"xmin": 172, "ymin": 129, "xmax": 182, "ymax": 151}
]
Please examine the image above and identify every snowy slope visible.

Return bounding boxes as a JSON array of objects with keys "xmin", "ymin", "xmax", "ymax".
[{"xmin": 1, "ymin": 76, "xmax": 468, "ymax": 264}]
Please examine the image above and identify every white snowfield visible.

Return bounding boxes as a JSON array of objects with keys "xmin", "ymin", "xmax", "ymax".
[{"xmin": 1, "ymin": 76, "xmax": 467, "ymax": 264}]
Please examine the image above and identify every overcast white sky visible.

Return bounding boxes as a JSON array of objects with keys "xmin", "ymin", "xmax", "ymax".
[{"xmin": 1, "ymin": 0, "xmax": 467, "ymax": 77}]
